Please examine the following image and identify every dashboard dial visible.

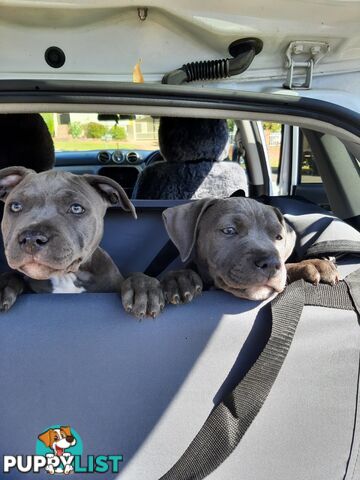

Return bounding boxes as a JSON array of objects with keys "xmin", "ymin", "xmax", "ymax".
[{"xmin": 112, "ymin": 150, "xmax": 124, "ymax": 164}]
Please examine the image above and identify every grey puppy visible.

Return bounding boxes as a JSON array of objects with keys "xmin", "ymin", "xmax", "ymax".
[
  {"xmin": 161, "ymin": 197, "xmax": 338, "ymax": 303},
  {"xmin": 0, "ymin": 166, "xmax": 164, "ymax": 318}
]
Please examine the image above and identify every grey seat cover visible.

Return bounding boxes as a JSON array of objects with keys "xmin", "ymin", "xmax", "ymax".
[
  {"xmin": 134, "ymin": 161, "xmax": 249, "ymax": 200},
  {"xmin": 0, "ymin": 260, "xmax": 359, "ymax": 479},
  {"xmin": 0, "ymin": 199, "xmax": 360, "ymax": 479},
  {"xmin": 268, "ymin": 196, "xmax": 360, "ymax": 258},
  {"xmin": 134, "ymin": 117, "xmax": 248, "ymax": 200}
]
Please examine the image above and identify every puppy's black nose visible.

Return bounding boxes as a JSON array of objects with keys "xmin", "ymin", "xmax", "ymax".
[
  {"xmin": 254, "ymin": 256, "xmax": 281, "ymax": 275},
  {"xmin": 18, "ymin": 231, "xmax": 49, "ymax": 254},
  {"xmin": 66, "ymin": 435, "xmax": 74, "ymax": 443}
]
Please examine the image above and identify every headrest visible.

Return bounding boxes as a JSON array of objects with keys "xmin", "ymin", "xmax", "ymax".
[
  {"xmin": 159, "ymin": 117, "xmax": 229, "ymax": 164},
  {"xmin": 0, "ymin": 114, "xmax": 55, "ymax": 172}
]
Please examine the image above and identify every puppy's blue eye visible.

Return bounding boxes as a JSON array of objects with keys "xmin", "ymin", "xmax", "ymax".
[
  {"xmin": 9, "ymin": 202, "xmax": 23, "ymax": 213},
  {"xmin": 69, "ymin": 203, "xmax": 85, "ymax": 214},
  {"xmin": 221, "ymin": 227, "xmax": 237, "ymax": 235}
]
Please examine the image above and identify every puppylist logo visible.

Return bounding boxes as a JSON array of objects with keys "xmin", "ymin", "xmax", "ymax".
[{"xmin": 3, "ymin": 425, "xmax": 123, "ymax": 475}]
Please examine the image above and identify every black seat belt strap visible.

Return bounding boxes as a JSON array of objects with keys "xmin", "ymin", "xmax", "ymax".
[
  {"xmin": 345, "ymin": 268, "xmax": 360, "ymax": 314},
  {"xmin": 159, "ymin": 273, "xmax": 359, "ymax": 480},
  {"xmin": 144, "ymin": 240, "xmax": 179, "ymax": 277},
  {"xmin": 159, "ymin": 280, "xmax": 306, "ymax": 480}
]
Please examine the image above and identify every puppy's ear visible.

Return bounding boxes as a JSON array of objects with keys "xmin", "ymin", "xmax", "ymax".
[
  {"xmin": 84, "ymin": 175, "xmax": 137, "ymax": 219},
  {"xmin": 38, "ymin": 429, "xmax": 52, "ymax": 448},
  {"xmin": 273, "ymin": 207, "xmax": 296, "ymax": 260},
  {"xmin": 0, "ymin": 166, "xmax": 35, "ymax": 201},
  {"xmin": 163, "ymin": 199, "xmax": 215, "ymax": 262}
]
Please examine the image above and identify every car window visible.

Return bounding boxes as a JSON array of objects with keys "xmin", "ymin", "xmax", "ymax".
[
  {"xmin": 230, "ymin": 123, "xmax": 247, "ymax": 172},
  {"xmin": 41, "ymin": 113, "xmax": 160, "ymax": 152},
  {"xmin": 261, "ymin": 122, "xmax": 282, "ymax": 192},
  {"xmin": 299, "ymin": 133, "xmax": 322, "ymax": 184}
]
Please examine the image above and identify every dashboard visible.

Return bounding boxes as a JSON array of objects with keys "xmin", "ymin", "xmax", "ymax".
[
  {"xmin": 56, "ymin": 149, "xmax": 155, "ymax": 167},
  {"xmin": 55, "ymin": 149, "xmax": 162, "ymax": 198}
]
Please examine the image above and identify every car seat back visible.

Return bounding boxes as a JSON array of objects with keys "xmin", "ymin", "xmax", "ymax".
[
  {"xmin": 0, "ymin": 198, "xmax": 359, "ymax": 480},
  {"xmin": 0, "ymin": 113, "xmax": 54, "ymax": 172},
  {"xmin": 134, "ymin": 117, "xmax": 248, "ymax": 200}
]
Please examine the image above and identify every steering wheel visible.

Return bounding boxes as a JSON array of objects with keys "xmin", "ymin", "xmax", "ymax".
[{"xmin": 145, "ymin": 150, "xmax": 164, "ymax": 166}]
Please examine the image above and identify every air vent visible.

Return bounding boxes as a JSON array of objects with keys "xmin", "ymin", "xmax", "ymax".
[
  {"xmin": 97, "ymin": 151, "xmax": 111, "ymax": 164},
  {"xmin": 126, "ymin": 152, "xmax": 140, "ymax": 164},
  {"xmin": 112, "ymin": 150, "xmax": 124, "ymax": 164}
]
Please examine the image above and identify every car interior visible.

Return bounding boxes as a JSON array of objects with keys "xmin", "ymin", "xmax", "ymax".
[
  {"xmin": 52, "ymin": 115, "xmax": 358, "ymax": 209},
  {"xmin": 0, "ymin": 95, "xmax": 359, "ymax": 479},
  {"xmin": 1, "ymin": 111, "xmax": 358, "ymax": 275}
]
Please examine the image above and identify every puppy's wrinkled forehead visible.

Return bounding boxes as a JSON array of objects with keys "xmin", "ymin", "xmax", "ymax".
[
  {"xmin": 9, "ymin": 171, "xmax": 89, "ymax": 198},
  {"xmin": 203, "ymin": 197, "xmax": 281, "ymax": 230}
]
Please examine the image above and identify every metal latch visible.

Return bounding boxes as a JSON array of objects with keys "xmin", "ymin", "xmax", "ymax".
[{"xmin": 284, "ymin": 41, "xmax": 330, "ymax": 90}]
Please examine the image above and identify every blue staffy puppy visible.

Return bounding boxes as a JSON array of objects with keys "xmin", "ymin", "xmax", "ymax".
[{"xmin": 0, "ymin": 166, "xmax": 164, "ymax": 318}]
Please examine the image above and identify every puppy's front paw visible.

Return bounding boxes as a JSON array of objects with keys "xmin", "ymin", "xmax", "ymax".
[
  {"xmin": 161, "ymin": 269, "xmax": 203, "ymax": 305},
  {"xmin": 0, "ymin": 272, "xmax": 24, "ymax": 312},
  {"xmin": 121, "ymin": 273, "xmax": 165, "ymax": 319},
  {"xmin": 286, "ymin": 259, "xmax": 339, "ymax": 286}
]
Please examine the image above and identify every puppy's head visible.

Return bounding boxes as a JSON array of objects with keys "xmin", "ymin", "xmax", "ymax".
[
  {"xmin": 163, "ymin": 197, "xmax": 296, "ymax": 301},
  {"xmin": 38, "ymin": 426, "xmax": 76, "ymax": 455},
  {"xmin": 0, "ymin": 167, "xmax": 136, "ymax": 280}
]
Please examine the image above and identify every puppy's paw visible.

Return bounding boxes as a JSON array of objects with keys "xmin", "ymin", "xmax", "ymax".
[
  {"xmin": 161, "ymin": 269, "xmax": 203, "ymax": 305},
  {"xmin": 121, "ymin": 273, "xmax": 165, "ymax": 319},
  {"xmin": 0, "ymin": 272, "xmax": 24, "ymax": 312},
  {"xmin": 286, "ymin": 258, "xmax": 339, "ymax": 286}
]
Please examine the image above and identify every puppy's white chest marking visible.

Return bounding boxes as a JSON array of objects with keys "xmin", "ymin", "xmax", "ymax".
[{"xmin": 50, "ymin": 273, "xmax": 86, "ymax": 294}]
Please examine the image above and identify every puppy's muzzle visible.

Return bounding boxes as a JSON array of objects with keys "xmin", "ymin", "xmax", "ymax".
[
  {"xmin": 254, "ymin": 254, "xmax": 281, "ymax": 278},
  {"xmin": 18, "ymin": 230, "xmax": 49, "ymax": 255}
]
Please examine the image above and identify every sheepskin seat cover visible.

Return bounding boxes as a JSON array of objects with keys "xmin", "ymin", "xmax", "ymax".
[{"xmin": 134, "ymin": 117, "xmax": 248, "ymax": 200}]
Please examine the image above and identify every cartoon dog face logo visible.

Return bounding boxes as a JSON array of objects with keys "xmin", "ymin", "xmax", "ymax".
[{"xmin": 38, "ymin": 426, "xmax": 77, "ymax": 456}]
